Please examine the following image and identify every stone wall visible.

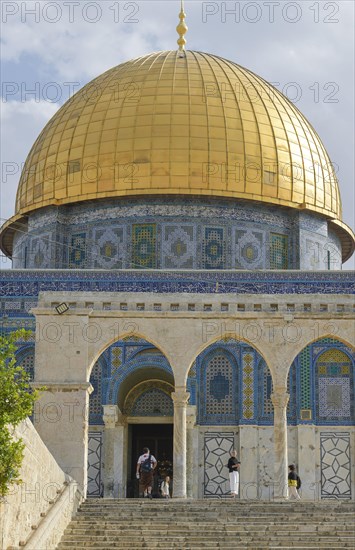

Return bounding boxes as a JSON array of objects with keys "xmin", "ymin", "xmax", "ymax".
[
  {"xmin": 193, "ymin": 424, "xmax": 355, "ymax": 500},
  {"xmin": 0, "ymin": 418, "xmax": 82, "ymax": 550}
]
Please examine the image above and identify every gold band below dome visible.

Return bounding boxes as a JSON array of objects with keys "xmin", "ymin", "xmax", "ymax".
[{"xmin": 1, "ymin": 49, "xmax": 352, "ymax": 261}]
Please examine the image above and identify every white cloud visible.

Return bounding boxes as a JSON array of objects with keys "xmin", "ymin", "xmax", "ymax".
[
  {"xmin": 1, "ymin": 98, "xmax": 59, "ymax": 120},
  {"xmin": 1, "ymin": 2, "xmax": 174, "ymax": 80},
  {"xmin": 0, "ymin": 100, "xmax": 60, "ymax": 216}
]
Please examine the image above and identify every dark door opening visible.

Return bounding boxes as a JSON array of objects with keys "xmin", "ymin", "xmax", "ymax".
[{"xmin": 127, "ymin": 423, "xmax": 173, "ymax": 498}]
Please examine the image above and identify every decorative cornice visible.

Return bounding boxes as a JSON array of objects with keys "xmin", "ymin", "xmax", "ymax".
[
  {"xmin": 31, "ymin": 382, "xmax": 93, "ymax": 393},
  {"xmin": 0, "ymin": 269, "xmax": 354, "ymax": 297}
]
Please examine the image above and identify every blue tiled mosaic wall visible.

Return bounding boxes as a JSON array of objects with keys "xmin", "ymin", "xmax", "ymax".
[
  {"xmin": 13, "ymin": 333, "xmax": 354, "ymax": 427},
  {"xmin": 293, "ymin": 338, "xmax": 354, "ymax": 425},
  {"xmin": 1, "ymin": 270, "xmax": 353, "ymax": 305},
  {"xmin": 270, "ymin": 233, "xmax": 288, "ymax": 269},
  {"xmin": 11, "ymin": 198, "xmax": 341, "ymax": 270},
  {"xmin": 186, "ymin": 338, "xmax": 354, "ymax": 426},
  {"xmin": 298, "ymin": 212, "xmax": 342, "ymax": 270},
  {"xmin": 132, "ymin": 224, "xmax": 156, "ymax": 268},
  {"xmin": 187, "ymin": 338, "xmax": 297, "ymax": 426}
]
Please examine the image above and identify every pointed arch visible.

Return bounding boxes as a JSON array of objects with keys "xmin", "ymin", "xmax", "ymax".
[
  {"xmin": 89, "ymin": 352, "xmax": 109, "ymax": 425},
  {"xmin": 16, "ymin": 344, "xmax": 35, "ymax": 381},
  {"xmin": 88, "ymin": 336, "xmax": 174, "ymax": 425},
  {"xmin": 186, "ymin": 332, "xmax": 268, "ymax": 382},
  {"xmin": 124, "ymin": 380, "xmax": 174, "ymax": 416},
  {"xmin": 198, "ymin": 346, "xmax": 237, "ymax": 425},
  {"xmin": 187, "ymin": 337, "xmax": 298, "ymax": 426},
  {"xmin": 87, "ymin": 331, "xmax": 175, "ymax": 380},
  {"xmin": 291, "ymin": 337, "xmax": 354, "ymax": 425}
]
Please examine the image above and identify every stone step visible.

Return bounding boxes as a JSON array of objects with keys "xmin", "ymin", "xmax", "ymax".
[
  {"xmin": 61, "ymin": 536, "xmax": 353, "ymax": 543},
  {"xmin": 76, "ymin": 509, "xmax": 353, "ymax": 516},
  {"xmin": 78, "ymin": 507, "xmax": 354, "ymax": 516},
  {"xmin": 64, "ymin": 524, "xmax": 354, "ymax": 531},
  {"xmin": 79, "ymin": 512, "xmax": 352, "ymax": 517},
  {"xmin": 77, "ymin": 510, "xmax": 353, "ymax": 518},
  {"xmin": 58, "ymin": 540, "xmax": 355, "ymax": 546},
  {"xmin": 81, "ymin": 504, "xmax": 354, "ymax": 512},
  {"xmin": 57, "ymin": 547, "xmax": 350, "ymax": 550},
  {"xmin": 58, "ymin": 532, "xmax": 355, "ymax": 543},
  {"xmin": 72, "ymin": 515, "xmax": 352, "ymax": 524},
  {"xmin": 58, "ymin": 544, "xmax": 353, "ymax": 548},
  {"xmin": 81, "ymin": 503, "xmax": 354, "ymax": 510},
  {"xmin": 57, "ymin": 543, "xmax": 353, "ymax": 549},
  {"xmin": 82, "ymin": 502, "xmax": 354, "ymax": 509},
  {"xmin": 56, "ymin": 499, "xmax": 355, "ymax": 550},
  {"xmin": 81, "ymin": 501, "xmax": 349, "ymax": 505},
  {"xmin": 64, "ymin": 522, "xmax": 354, "ymax": 532}
]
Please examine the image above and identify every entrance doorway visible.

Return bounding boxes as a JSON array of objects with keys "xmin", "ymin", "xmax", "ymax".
[{"xmin": 127, "ymin": 423, "xmax": 173, "ymax": 498}]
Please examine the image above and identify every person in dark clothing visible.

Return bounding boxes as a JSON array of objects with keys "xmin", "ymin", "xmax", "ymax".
[
  {"xmin": 227, "ymin": 449, "xmax": 240, "ymax": 498},
  {"xmin": 288, "ymin": 464, "xmax": 301, "ymax": 500},
  {"xmin": 136, "ymin": 447, "xmax": 157, "ymax": 498}
]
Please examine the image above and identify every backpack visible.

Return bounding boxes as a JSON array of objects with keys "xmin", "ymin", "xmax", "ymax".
[
  {"xmin": 140, "ymin": 454, "xmax": 152, "ymax": 473},
  {"xmin": 296, "ymin": 475, "xmax": 301, "ymax": 490}
]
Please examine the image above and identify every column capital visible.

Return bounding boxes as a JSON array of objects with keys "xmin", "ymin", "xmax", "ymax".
[
  {"xmin": 171, "ymin": 389, "xmax": 190, "ymax": 406},
  {"xmin": 103, "ymin": 405, "xmax": 120, "ymax": 428}
]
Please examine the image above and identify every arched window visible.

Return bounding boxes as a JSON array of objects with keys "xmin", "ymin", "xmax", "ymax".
[
  {"xmin": 124, "ymin": 381, "xmax": 174, "ymax": 416},
  {"xmin": 292, "ymin": 338, "xmax": 354, "ymax": 424},
  {"xmin": 89, "ymin": 359, "xmax": 104, "ymax": 425},
  {"xmin": 259, "ymin": 359, "xmax": 273, "ymax": 421},
  {"xmin": 17, "ymin": 348, "xmax": 35, "ymax": 381},
  {"xmin": 199, "ymin": 351, "xmax": 236, "ymax": 424},
  {"xmin": 193, "ymin": 340, "xmax": 278, "ymax": 425},
  {"xmin": 316, "ymin": 348, "xmax": 352, "ymax": 422},
  {"xmin": 130, "ymin": 389, "xmax": 173, "ymax": 416}
]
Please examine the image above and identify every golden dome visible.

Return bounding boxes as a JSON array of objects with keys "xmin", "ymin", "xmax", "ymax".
[{"xmin": 1, "ymin": 50, "xmax": 354, "ymax": 259}]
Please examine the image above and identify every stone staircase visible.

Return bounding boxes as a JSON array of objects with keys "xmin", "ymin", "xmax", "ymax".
[{"xmin": 57, "ymin": 499, "xmax": 355, "ymax": 549}]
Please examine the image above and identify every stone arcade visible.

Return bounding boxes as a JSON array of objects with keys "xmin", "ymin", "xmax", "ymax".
[{"xmin": 0, "ymin": 8, "xmax": 354, "ymax": 514}]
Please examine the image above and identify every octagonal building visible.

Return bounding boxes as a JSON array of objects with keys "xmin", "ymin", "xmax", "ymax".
[
  {"xmin": 1, "ymin": 50, "xmax": 354, "ymax": 270},
  {"xmin": 0, "ymin": 21, "xmax": 354, "ymax": 510}
]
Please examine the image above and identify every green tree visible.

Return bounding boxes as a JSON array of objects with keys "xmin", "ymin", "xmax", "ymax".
[{"xmin": 0, "ymin": 330, "xmax": 37, "ymax": 497}]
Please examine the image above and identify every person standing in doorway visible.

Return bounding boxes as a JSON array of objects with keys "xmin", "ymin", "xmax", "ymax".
[
  {"xmin": 160, "ymin": 475, "xmax": 171, "ymax": 499},
  {"xmin": 288, "ymin": 464, "xmax": 301, "ymax": 500},
  {"xmin": 227, "ymin": 449, "xmax": 240, "ymax": 498},
  {"xmin": 136, "ymin": 447, "xmax": 157, "ymax": 498}
]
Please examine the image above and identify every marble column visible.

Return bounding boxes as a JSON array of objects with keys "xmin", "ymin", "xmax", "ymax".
[
  {"xmin": 172, "ymin": 389, "xmax": 190, "ymax": 498},
  {"xmin": 186, "ymin": 405, "xmax": 197, "ymax": 499},
  {"xmin": 113, "ymin": 412, "xmax": 127, "ymax": 498},
  {"xmin": 102, "ymin": 405, "xmax": 119, "ymax": 498},
  {"xmin": 271, "ymin": 389, "xmax": 289, "ymax": 499}
]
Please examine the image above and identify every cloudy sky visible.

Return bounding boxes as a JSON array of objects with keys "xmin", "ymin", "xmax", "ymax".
[{"xmin": 1, "ymin": 0, "xmax": 354, "ymax": 268}]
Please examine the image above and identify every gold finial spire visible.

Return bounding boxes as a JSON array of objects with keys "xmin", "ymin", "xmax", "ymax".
[{"xmin": 176, "ymin": 0, "xmax": 188, "ymax": 55}]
